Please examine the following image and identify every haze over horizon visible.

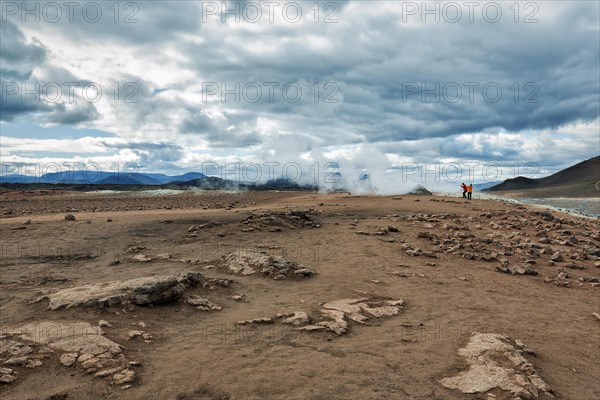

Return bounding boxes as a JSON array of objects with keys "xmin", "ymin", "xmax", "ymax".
[{"xmin": 1, "ymin": 1, "xmax": 599, "ymax": 193}]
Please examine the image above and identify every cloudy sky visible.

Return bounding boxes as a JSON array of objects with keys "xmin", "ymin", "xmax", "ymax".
[{"xmin": 1, "ymin": 1, "xmax": 599, "ymax": 192}]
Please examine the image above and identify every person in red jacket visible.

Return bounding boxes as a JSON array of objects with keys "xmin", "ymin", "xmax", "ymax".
[{"xmin": 461, "ymin": 183, "xmax": 468, "ymax": 198}]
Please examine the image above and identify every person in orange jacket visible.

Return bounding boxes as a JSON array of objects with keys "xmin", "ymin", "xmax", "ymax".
[
  {"xmin": 467, "ymin": 183, "xmax": 473, "ymax": 200},
  {"xmin": 460, "ymin": 183, "xmax": 468, "ymax": 198}
]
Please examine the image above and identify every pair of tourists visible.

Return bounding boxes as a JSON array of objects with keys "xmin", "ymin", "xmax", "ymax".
[{"xmin": 461, "ymin": 183, "xmax": 473, "ymax": 200}]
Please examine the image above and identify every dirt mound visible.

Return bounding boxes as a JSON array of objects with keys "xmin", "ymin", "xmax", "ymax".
[{"xmin": 240, "ymin": 209, "xmax": 321, "ymax": 231}]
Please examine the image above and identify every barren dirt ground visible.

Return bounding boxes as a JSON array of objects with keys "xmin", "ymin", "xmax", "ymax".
[{"xmin": 0, "ymin": 190, "xmax": 599, "ymax": 400}]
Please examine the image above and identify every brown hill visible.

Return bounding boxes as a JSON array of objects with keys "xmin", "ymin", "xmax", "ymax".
[{"xmin": 485, "ymin": 156, "xmax": 600, "ymax": 198}]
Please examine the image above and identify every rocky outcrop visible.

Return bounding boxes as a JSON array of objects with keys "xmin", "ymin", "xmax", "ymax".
[
  {"xmin": 440, "ymin": 333, "xmax": 553, "ymax": 399},
  {"xmin": 221, "ymin": 250, "xmax": 315, "ymax": 280},
  {"xmin": 407, "ymin": 185, "xmax": 433, "ymax": 195},
  {"xmin": 37, "ymin": 272, "xmax": 205, "ymax": 310},
  {"xmin": 2, "ymin": 321, "xmax": 137, "ymax": 387}
]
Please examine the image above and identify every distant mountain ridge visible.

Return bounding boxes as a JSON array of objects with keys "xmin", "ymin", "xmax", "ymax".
[
  {"xmin": 0, "ymin": 171, "xmax": 206, "ymax": 185},
  {"xmin": 0, "ymin": 171, "xmax": 320, "ymax": 191},
  {"xmin": 484, "ymin": 156, "xmax": 600, "ymax": 198}
]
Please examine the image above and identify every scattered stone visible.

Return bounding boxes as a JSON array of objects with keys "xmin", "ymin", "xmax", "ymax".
[
  {"xmin": 95, "ymin": 367, "xmax": 122, "ymax": 378},
  {"xmin": 232, "ymin": 295, "xmax": 244, "ymax": 301},
  {"xmin": 98, "ymin": 320, "xmax": 112, "ymax": 328},
  {"xmin": 127, "ymin": 330, "xmax": 143, "ymax": 340},
  {"xmin": 23, "ymin": 219, "xmax": 31, "ymax": 225},
  {"xmin": 496, "ymin": 265, "xmax": 538, "ymax": 276},
  {"xmin": 209, "ymin": 278, "xmax": 231, "ymax": 287},
  {"xmin": 25, "ymin": 359, "xmax": 43, "ymax": 368},
  {"xmin": 113, "ymin": 369, "xmax": 135, "ymax": 385},
  {"xmin": 4, "ymin": 356, "xmax": 28, "ymax": 366},
  {"xmin": 592, "ymin": 312, "xmax": 600, "ymax": 322},
  {"xmin": 5, "ymin": 342, "xmax": 33, "ymax": 357},
  {"xmin": 577, "ymin": 276, "xmax": 598, "ymax": 283},
  {"xmin": 39, "ymin": 347, "xmax": 56, "ymax": 355},
  {"xmin": 38, "ymin": 271, "xmax": 205, "ymax": 309},
  {"xmin": 131, "ymin": 254, "xmax": 152, "ymax": 262},
  {"xmin": 567, "ymin": 261, "xmax": 584, "ymax": 270},
  {"xmin": 126, "ymin": 245, "xmax": 146, "ymax": 253},
  {"xmin": 538, "ymin": 211, "xmax": 554, "ymax": 221},
  {"xmin": 60, "ymin": 353, "xmax": 78, "ymax": 366},
  {"xmin": 294, "ymin": 268, "xmax": 314, "ymax": 277},
  {"xmin": 237, "ymin": 318, "xmax": 274, "ymax": 325},
  {"xmin": 64, "ymin": 214, "xmax": 76, "ymax": 221},
  {"xmin": 440, "ymin": 332, "xmax": 553, "ymax": 398},
  {"xmin": 0, "ymin": 374, "xmax": 16, "ymax": 384},
  {"xmin": 78, "ymin": 354, "xmax": 95, "ymax": 363},
  {"xmin": 187, "ymin": 296, "xmax": 222, "ymax": 311},
  {"xmin": 544, "ymin": 270, "xmax": 570, "ymax": 287},
  {"xmin": 551, "ymin": 252, "xmax": 563, "ymax": 262},
  {"xmin": 281, "ymin": 311, "xmax": 310, "ymax": 326},
  {"xmin": 299, "ymin": 298, "xmax": 405, "ymax": 335},
  {"xmin": 155, "ymin": 253, "xmax": 172, "ymax": 260}
]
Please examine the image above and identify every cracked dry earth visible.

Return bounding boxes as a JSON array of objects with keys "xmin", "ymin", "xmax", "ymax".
[{"xmin": 0, "ymin": 191, "xmax": 599, "ymax": 400}]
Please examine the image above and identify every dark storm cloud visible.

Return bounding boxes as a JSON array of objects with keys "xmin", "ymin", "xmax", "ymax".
[
  {"xmin": 0, "ymin": 20, "xmax": 50, "ymax": 120},
  {"xmin": 2, "ymin": 1, "xmax": 202, "ymax": 45},
  {"xmin": 41, "ymin": 101, "xmax": 100, "ymax": 125},
  {"xmin": 0, "ymin": 19, "xmax": 46, "ymax": 80},
  {"xmin": 172, "ymin": 1, "xmax": 598, "ymax": 153},
  {"xmin": 179, "ymin": 107, "xmax": 261, "ymax": 147},
  {"xmin": 100, "ymin": 140, "xmax": 185, "ymax": 164},
  {"xmin": 0, "ymin": 20, "xmax": 100, "ymax": 123}
]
